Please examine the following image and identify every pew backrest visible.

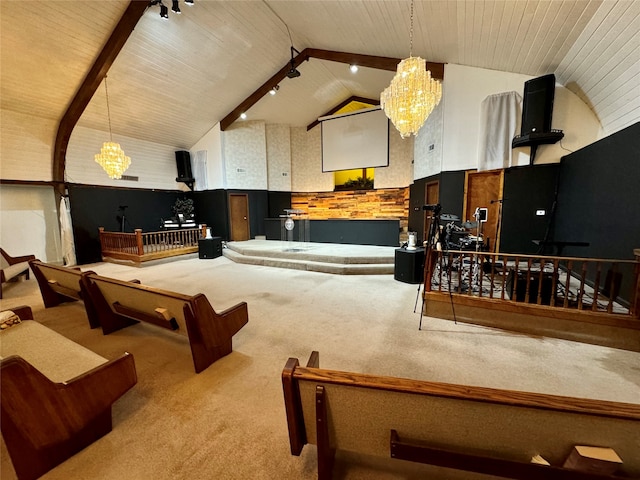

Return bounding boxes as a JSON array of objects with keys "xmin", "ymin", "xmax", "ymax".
[
  {"xmin": 85, "ymin": 273, "xmax": 194, "ymax": 334},
  {"xmin": 282, "ymin": 353, "xmax": 640, "ymax": 479},
  {"xmin": 30, "ymin": 260, "xmax": 87, "ymax": 301},
  {"xmin": 30, "ymin": 260, "xmax": 101, "ymax": 328},
  {"xmin": 83, "ymin": 273, "xmax": 249, "ymax": 373}
]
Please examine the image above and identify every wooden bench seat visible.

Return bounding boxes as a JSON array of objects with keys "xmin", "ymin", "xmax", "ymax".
[
  {"xmin": 282, "ymin": 351, "xmax": 640, "ymax": 480},
  {"xmin": 30, "ymin": 260, "xmax": 100, "ymax": 328},
  {"xmin": 82, "ymin": 273, "xmax": 249, "ymax": 373},
  {"xmin": 0, "ymin": 248, "xmax": 35, "ymax": 299},
  {"xmin": 0, "ymin": 306, "xmax": 137, "ymax": 480}
]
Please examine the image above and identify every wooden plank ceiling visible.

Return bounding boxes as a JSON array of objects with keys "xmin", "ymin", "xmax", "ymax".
[{"xmin": 1, "ymin": 0, "xmax": 638, "ymax": 151}]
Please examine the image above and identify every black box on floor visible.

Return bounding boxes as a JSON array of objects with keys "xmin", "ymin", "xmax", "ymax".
[
  {"xmin": 506, "ymin": 270, "xmax": 556, "ymax": 305},
  {"xmin": 199, "ymin": 237, "xmax": 222, "ymax": 259},
  {"xmin": 394, "ymin": 248, "xmax": 425, "ymax": 284}
]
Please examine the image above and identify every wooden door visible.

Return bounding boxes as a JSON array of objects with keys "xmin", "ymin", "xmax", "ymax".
[
  {"xmin": 424, "ymin": 181, "xmax": 440, "ymax": 242},
  {"xmin": 464, "ymin": 170, "xmax": 503, "ymax": 252},
  {"xmin": 229, "ymin": 194, "xmax": 250, "ymax": 241}
]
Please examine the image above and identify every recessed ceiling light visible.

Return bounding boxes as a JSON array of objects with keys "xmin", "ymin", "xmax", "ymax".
[
  {"xmin": 240, "ymin": 113, "xmax": 247, "ymax": 120},
  {"xmin": 350, "ymin": 64, "xmax": 358, "ymax": 73}
]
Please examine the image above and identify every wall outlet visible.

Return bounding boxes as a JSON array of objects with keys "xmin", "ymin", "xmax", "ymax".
[
  {"xmin": 282, "ymin": 172, "xmax": 288, "ymax": 176},
  {"xmin": 236, "ymin": 168, "xmax": 246, "ymax": 173},
  {"xmin": 536, "ymin": 209, "xmax": 546, "ymax": 216}
]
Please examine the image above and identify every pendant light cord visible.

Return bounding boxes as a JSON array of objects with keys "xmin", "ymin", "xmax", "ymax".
[{"xmin": 105, "ymin": 76, "xmax": 114, "ymax": 142}]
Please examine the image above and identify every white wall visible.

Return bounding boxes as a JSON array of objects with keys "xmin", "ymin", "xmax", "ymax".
[
  {"xmin": 290, "ymin": 126, "xmax": 333, "ymax": 192},
  {"xmin": 414, "ymin": 100, "xmax": 444, "ymax": 180},
  {"xmin": 265, "ymin": 124, "xmax": 291, "ymax": 192},
  {"xmin": 190, "ymin": 122, "xmax": 225, "ymax": 189},
  {"xmin": 0, "ymin": 184, "xmax": 61, "ymax": 263},
  {"xmin": 439, "ymin": 64, "xmax": 602, "ymax": 173},
  {"xmin": 67, "ymin": 125, "xmax": 188, "ymax": 190},
  {"xmin": 222, "ymin": 121, "xmax": 269, "ymax": 190}
]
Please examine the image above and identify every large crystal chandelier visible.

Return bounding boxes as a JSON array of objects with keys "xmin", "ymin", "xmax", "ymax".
[
  {"xmin": 381, "ymin": 0, "xmax": 442, "ymax": 138},
  {"xmin": 95, "ymin": 76, "xmax": 131, "ymax": 179}
]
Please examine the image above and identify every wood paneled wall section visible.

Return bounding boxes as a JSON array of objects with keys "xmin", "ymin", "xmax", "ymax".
[{"xmin": 291, "ymin": 188, "xmax": 409, "ymax": 233}]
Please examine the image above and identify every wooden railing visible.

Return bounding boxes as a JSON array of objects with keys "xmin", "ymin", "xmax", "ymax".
[
  {"xmin": 425, "ymin": 249, "xmax": 640, "ymax": 317},
  {"xmin": 99, "ymin": 225, "xmax": 207, "ymax": 265}
]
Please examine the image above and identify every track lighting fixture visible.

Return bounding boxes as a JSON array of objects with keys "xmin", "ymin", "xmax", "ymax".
[
  {"xmin": 269, "ymin": 85, "xmax": 280, "ymax": 95},
  {"xmin": 149, "ymin": 0, "xmax": 192, "ymax": 19},
  {"xmin": 287, "ymin": 46, "xmax": 301, "ymax": 79}
]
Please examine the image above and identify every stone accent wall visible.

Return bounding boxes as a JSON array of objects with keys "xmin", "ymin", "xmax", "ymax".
[{"xmin": 291, "ymin": 187, "xmax": 409, "ymax": 235}]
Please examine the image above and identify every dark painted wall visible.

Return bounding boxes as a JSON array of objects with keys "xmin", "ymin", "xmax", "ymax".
[
  {"xmin": 553, "ymin": 122, "xmax": 640, "ymax": 300},
  {"xmin": 268, "ymin": 191, "xmax": 292, "ymax": 218},
  {"xmin": 192, "ymin": 189, "xmax": 229, "ymax": 239},
  {"xmin": 439, "ymin": 171, "xmax": 466, "ymax": 220},
  {"xmin": 500, "ymin": 164, "xmax": 560, "ymax": 254},
  {"xmin": 68, "ymin": 185, "xmax": 182, "ymax": 264}
]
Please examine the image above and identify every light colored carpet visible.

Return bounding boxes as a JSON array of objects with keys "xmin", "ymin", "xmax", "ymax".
[{"xmin": 1, "ymin": 254, "xmax": 639, "ymax": 479}]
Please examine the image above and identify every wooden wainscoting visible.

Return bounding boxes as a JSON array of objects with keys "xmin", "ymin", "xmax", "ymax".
[{"xmin": 291, "ymin": 187, "xmax": 409, "ymax": 234}]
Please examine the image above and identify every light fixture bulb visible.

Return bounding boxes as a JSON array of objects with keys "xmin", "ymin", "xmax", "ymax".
[
  {"xmin": 350, "ymin": 64, "xmax": 358, "ymax": 73},
  {"xmin": 269, "ymin": 85, "xmax": 279, "ymax": 95},
  {"xmin": 240, "ymin": 113, "xmax": 247, "ymax": 120}
]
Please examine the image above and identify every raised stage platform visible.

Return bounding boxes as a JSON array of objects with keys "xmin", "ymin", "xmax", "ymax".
[{"xmin": 222, "ymin": 240, "xmax": 396, "ymax": 275}]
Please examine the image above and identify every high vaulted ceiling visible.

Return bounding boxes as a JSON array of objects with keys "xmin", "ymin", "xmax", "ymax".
[{"xmin": 1, "ymin": 0, "xmax": 638, "ymax": 152}]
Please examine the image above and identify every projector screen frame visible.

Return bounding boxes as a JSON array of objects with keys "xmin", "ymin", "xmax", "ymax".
[{"xmin": 320, "ymin": 107, "xmax": 390, "ymax": 173}]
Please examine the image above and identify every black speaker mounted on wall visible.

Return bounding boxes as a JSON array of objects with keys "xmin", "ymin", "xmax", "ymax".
[
  {"xmin": 175, "ymin": 150, "xmax": 195, "ymax": 190},
  {"xmin": 512, "ymin": 73, "xmax": 564, "ymax": 165}
]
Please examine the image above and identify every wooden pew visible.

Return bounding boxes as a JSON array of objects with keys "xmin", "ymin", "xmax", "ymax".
[
  {"xmin": 282, "ymin": 352, "xmax": 640, "ymax": 480},
  {"xmin": 0, "ymin": 248, "xmax": 35, "ymax": 299},
  {"xmin": 29, "ymin": 260, "xmax": 100, "ymax": 328},
  {"xmin": 0, "ymin": 305, "xmax": 137, "ymax": 480},
  {"xmin": 81, "ymin": 273, "xmax": 249, "ymax": 373}
]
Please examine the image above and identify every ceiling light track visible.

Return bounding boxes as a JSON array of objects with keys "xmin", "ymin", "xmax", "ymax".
[{"xmin": 148, "ymin": 0, "xmax": 193, "ymax": 20}]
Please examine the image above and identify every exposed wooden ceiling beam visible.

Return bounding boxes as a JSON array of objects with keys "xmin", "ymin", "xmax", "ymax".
[
  {"xmin": 306, "ymin": 96, "xmax": 380, "ymax": 131},
  {"xmin": 220, "ymin": 48, "xmax": 444, "ymax": 131},
  {"xmin": 52, "ymin": 0, "xmax": 149, "ymax": 191}
]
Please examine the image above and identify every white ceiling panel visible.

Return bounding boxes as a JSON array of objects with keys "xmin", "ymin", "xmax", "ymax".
[{"xmin": 1, "ymin": 0, "xmax": 638, "ymax": 151}]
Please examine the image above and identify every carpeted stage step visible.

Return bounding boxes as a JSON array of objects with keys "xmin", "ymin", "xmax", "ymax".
[{"xmin": 222, "ymin": 240, "xmax": 396, "ymax": 275}]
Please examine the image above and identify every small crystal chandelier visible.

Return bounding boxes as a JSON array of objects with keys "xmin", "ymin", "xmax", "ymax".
[
  {"xmin": 380, "ymin": 0, "xmax": 442, "ymax": 138},
  {"xmin": 95, "ymin": 76, "xmax": 131, "ymax": 179}
]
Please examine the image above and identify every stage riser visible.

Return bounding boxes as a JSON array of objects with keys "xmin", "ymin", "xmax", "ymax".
[{"xmin": 222, "ymin": 241, "xmax": 396, "ymax": 275}]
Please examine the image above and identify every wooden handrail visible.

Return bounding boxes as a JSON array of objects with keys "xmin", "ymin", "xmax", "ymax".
[
  {"xmin": 424, "ymin": 249, "xmax": 640, "ymax": 318},
  {"xmin": 98, "ymin": 226, "xmax": 207, "ymax": 265}
]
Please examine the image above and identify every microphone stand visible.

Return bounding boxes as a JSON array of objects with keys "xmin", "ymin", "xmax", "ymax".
[{"xmin": 491, "ymin": 198, "xmax": 505, "ymax": 253}]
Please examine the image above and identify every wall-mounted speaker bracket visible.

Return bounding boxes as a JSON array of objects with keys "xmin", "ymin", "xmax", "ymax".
[
  {"xmin": 176, "ymin": 177, "xmax": 195, "ymax": 191},
  {"xmin": 512, "ymin": 129, "xmax": 564, "ymax": 165}
]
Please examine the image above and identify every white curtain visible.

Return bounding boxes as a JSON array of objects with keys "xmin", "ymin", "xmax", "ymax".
[
  {"xmin": 477, "ymin": 91, "xmax": 522, "ymax": 171},
  {"xmin": 193, "ymin": 150, "xmax": 208, "ymax": 191},
  {"xmin": 59, "ymin": 196, "xmax": 77, "ymax": 266}
]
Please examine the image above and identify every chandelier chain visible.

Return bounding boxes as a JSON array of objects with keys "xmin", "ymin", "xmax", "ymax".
[{"xmin": 409, "ymin": 0, "xmax": 414, "ymax": 57}]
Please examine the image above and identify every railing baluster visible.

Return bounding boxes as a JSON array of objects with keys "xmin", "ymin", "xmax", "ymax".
[
  {"xmin": 592, "ymin": 262, "xmax": 602, "ymax": 312},
  {"xmin": 563, "ymin": 260, "xmax": 572, "ymax": 309},
  {"xmin": 577, "ymin": 261, "xmax": 588, "ymax": 310},
  {"xmin": 607, "ymin": 262, "xmax": 618, "ymax": 314}
]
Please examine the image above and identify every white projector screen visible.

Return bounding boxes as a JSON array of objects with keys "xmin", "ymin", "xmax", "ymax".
[{"xmin": 320, "ymin": 107, "xmax": 389, "ymax": 172}]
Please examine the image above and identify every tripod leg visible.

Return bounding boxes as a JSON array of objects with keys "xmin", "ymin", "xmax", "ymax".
[{"xmin": 413, "ymin": 282, "xmax": 422, "ymax": 313}]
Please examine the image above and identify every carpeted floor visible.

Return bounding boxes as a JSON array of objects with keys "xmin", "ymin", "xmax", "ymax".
[{"xmin": 1, "ymin": 253, "xmax": 639, "ymax": 479}]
